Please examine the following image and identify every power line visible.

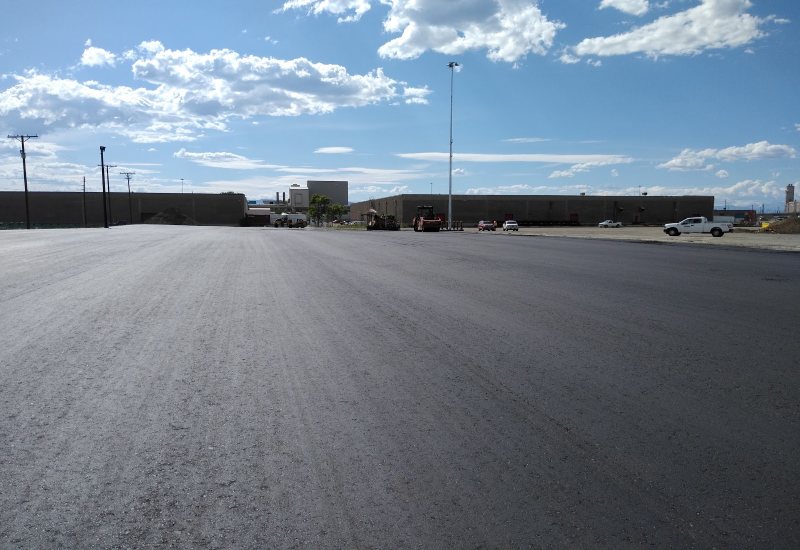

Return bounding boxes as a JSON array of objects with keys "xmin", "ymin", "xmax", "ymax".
[{"xmin": 7, "ymin": 134, "xmax": 38, "ymax": 229}]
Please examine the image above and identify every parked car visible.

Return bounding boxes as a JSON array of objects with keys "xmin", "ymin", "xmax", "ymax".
[
  {"xmin": 502, "ymin": 220, "xmax": 519, "ymax": 231},
  {"xmin": 478, "ymin": 220, "xmax": 496, "ymax": 231},
  {"xmin": 598, "ymin": 220, "xmax": 622, "ymax": 228}
]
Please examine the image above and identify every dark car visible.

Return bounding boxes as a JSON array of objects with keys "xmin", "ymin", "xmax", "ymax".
[{"xmin": 478, "ymin": 220, "xmax": 496, "ymax": 231}]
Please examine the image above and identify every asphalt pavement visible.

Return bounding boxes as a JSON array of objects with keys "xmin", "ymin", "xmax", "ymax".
[{"xmin": 1, "ymin": 225, "xmax": 798, "ymax": 547}]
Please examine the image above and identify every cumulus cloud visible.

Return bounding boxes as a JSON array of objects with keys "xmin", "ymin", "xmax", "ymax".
[
  {"xmin": 599, "ymin": 0, "xmax": 650, "ymax": 16},
  {"xmin": 280, "ymin": 0, "xmax": 565, "ymax": 63},
  {"xmin": 0, "ymin": 41, "xmax": 424, "ymax": 143},
  {"xmin": 716, "ymin": 169, "xmax": 729, "ymax": 178},
  {"xmin": 379, "ymin": 0, "xmax": 565, "ymax": 62},
  {"xmin": 573, "ymin": 0, "xmax": 767, "ymax": 59},
  {"xmin": 658, "ymin": 141, "xmax": 796, "ymax": 171},
  {"xmin": 277, "ymin": 0, "xmax": 372, "ymax": 22},
  {"xmin": 80, "ymin": 46, "xmax": 117, "ymax": 67}
]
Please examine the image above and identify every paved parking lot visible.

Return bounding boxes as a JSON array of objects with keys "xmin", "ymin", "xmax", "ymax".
[{"xmin": 1, "ymin": 226, "xmax": 798, "ymax": 547}]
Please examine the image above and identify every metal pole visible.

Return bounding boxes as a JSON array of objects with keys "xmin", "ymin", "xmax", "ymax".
[
  {"xmin": 100, "ymin": 146, "xmax": 108, "ymax": 228},
  {"xmin": 447, "ymin": 61, "xmax": 459, "ymax": 231}
]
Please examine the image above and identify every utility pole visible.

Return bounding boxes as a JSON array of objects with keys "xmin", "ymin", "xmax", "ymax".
[
  {"xmin": 105, "ymin": 164, "xmax": 117, "ymax": 224},
  {"xmin": 447, "ymin": 61, "xmax": 459, "ymax": 231},
  {"xmin": 181, "ymin": 178, "xmax": 184, "ymax": 194},
  {"xmin": 7, "ymin": 134, "xmax": 38, "ymax": 229},
  {"xmin": 100, "ymin": 146, "xmax": 108, "ymax": 228},
  {"xmin": 120, "ymin": 171, "xmax": 136, "ymax": 224},
  {"xmin": 82, "ymin": 176, "xmax": 87, "ymax": 227}
]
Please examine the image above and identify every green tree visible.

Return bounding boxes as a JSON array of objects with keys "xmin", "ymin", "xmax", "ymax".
[
  {"xmin": 328, "ymin": 203, "xmax": 346, "ymax": 222},
  {"xmin": 309, "ymin": 194, "xmax": 331, "ymax": 225}
]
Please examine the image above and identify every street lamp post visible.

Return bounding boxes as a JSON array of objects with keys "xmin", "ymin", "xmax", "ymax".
[{"xmin": 447, "ymin": 61, "xmax": 459, "ymax": 231}]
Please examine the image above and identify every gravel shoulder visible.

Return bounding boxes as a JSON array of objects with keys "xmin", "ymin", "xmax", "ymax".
[{"xmin": 486, "ymin": 225, "xmax": 800, "ymax": 252}]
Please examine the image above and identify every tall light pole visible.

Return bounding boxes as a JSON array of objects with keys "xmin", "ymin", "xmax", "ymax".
[
  {"xmin": 100, "ymin": 146, "xmax": 108, "ymax": 228},
  {"xmin": 181, "ymin": 178, "xmax": 184, "ymax": 194},
  {"xmin": 447, "ymin": 61, "xmax": 459, "ymax": 230},
  {"xmin": 8, "ymin": 134, "xmax": 38, "ymax": 229}
]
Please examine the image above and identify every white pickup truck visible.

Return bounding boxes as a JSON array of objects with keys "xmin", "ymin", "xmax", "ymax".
[{"xmin": 663, "ymin": 216, "xmax": 733, "ymax": 237}]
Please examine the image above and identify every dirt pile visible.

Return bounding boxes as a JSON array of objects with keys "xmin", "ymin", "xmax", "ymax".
[
  {"xmin": 144, "ymin": 208, "xmax": 198, "ymax": 225},
  {"xmin": 763, "ymin": 217, "xmax": 800, "ymax": 234}
]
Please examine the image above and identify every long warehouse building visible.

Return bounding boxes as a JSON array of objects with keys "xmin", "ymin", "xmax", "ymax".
[{"xmin": 349, "ymin": 194, "xmax": 714, "ymax": 227}]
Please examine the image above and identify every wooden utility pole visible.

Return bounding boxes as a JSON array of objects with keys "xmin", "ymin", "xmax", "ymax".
[
  {"xmin": 82, "ymin": 176, "xmax": 87, "ymax": 227},
  {"xmin": 105, "ymin": 164, "xmax": 117, "ymax": 224},
  {"xmin": 7, "ymin": 134, "xmax": 38, "ymax": 229},
  {"xmin": 120, "ymin": 171, "xmax": 136, "ymax": 224}
]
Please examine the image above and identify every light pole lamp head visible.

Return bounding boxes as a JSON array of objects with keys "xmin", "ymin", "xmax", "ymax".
[
  {"xmin": 448, "ymin": 61, "xmax": 459, "ymax": 69},
  {"xmin": 100, "ymin": 145, "xmax": 106, "ymax": 152}
]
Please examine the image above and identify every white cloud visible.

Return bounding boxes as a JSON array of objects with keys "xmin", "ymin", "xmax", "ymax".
[
  {"xmin": 716, "ymin": 169, "xmax": 729, "ymax": 178},
  {"xmin": 378, "ymin": 0, "xmax": 566, "ymax": 63},
  {"xmin": 277, "ymin": 0, "xmax": 372, "ymax": 23},
  {"xmin": 80, "ymin": 46, "xmax": 117, "ymax": 67},
  {"xmin": 644, "ymin": 179, "xmax": 784, "ymax": 203},
  {"xmin": 351, "ymin": 184, "xmax": 411, "ymax": 196},
  {"xmin": 402, "ymin": 85, "xmax": 431, "ymax": 105},
  {"xmin": 315, "ymin": 147, "xmax": 353, "ymax": 154},
  {"xmin": 174, "ymin": 148, "xmax": 283, "ymax": 170},
  {"xmin": 599, "ymin": 0, "xmax": 650, "ymax": 16},
  {"xmin": 465, "ymin": 183, "xmax": 574, "ymax": 195},
  {"xmin": 0, "ymin": 41, "xmax": 422, "ymax": 143},
  {"xmin": 658, "ymin": 141, "xmax": 796, "ymax": 171},
  {"xmin": 549, "ymin": 157, "xmax": 633, "ymax": 178},
  {"xmin": 281, "ymin": 0, "xmax": 565, "ymax": 63},
  {"xmin": 397, "ymin": 151, "xmax": 632, "ymax": 165},
  {"xmin": 573, "ymin": 0, "xmax": 767, "ymax": 59},
  {"xmin": 504, "ymin": 137, "xmax": 551, "ymax": 143},
  {"xmin": 462, "ymin": 179, "xmax": 783, "ymax": 205}
]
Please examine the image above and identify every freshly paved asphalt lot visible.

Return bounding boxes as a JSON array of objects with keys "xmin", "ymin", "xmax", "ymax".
[{"xmin": 1, "ymin": 225, "xmax": 798, "ymax": 547}]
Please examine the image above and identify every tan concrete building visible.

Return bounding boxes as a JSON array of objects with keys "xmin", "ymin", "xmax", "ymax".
[
  {"xmin": 349, "ymin": 194, "xmax": 714, "ymax": 227},
  {"xmin": 0, "ymin": 191, "xmax": 247, "ymax": 227}
]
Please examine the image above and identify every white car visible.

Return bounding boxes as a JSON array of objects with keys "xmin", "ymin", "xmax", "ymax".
[
  {"xmin": 598, "ymin": 220, "xmax": 622, "ymax": 228},
  {"xmin": 502, "ymin": 220, "xmax": 519, "ymax": 231}
]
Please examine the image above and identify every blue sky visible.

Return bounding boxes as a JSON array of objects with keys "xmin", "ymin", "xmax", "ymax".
[{"xmin": 1, "ymin": 0, "xmax": 798, "ymax": 210}]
